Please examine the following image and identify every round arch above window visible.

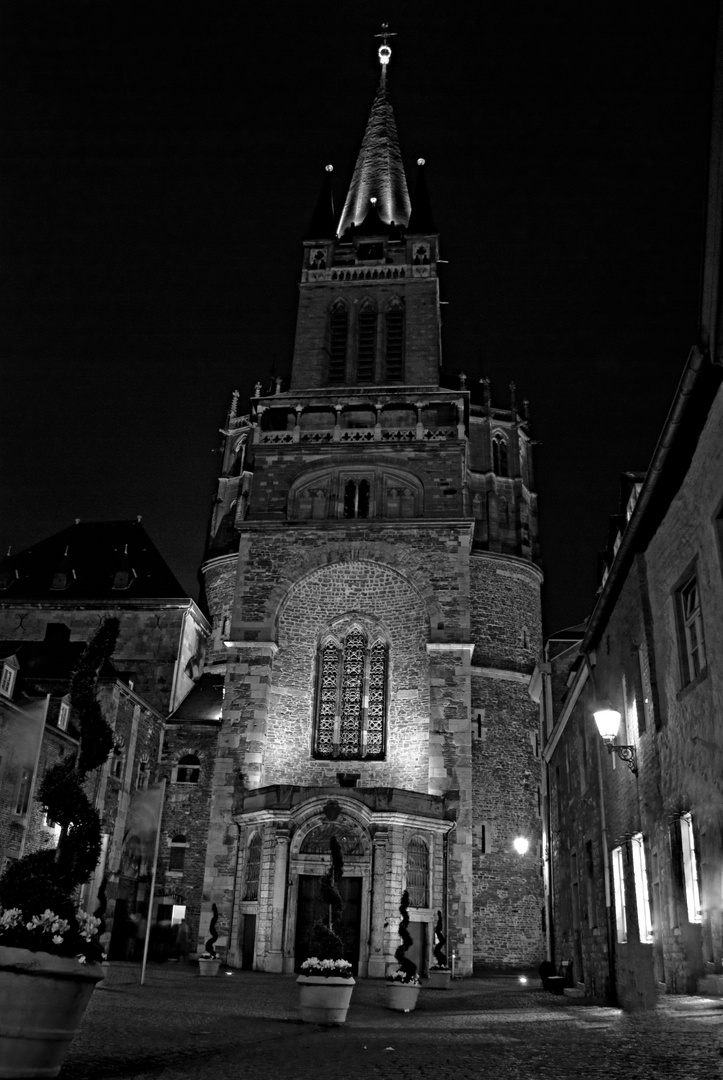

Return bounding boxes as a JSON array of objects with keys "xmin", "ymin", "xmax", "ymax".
[
  {"xmin": 289, "ymin": 465, "xmax": 424, "ymax": 521},
  {"xmin": 299, "ymin": 820, "xmax": 366, "ymax": 856}
]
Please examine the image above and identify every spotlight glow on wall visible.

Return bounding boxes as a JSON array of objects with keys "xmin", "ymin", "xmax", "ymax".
[{"xmin": 513, "ymin": 837, "xmax": 529, "ymax": 855}]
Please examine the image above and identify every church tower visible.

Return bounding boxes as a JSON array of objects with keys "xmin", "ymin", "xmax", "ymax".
[{"xmin": 198, "ymin": 32, "xmax": 544, "ymax": 975}]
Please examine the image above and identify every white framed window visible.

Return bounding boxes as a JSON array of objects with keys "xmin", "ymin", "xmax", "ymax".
[
  {"xmin": 0, "ymin": 661, "xmax": 17, "ymax": 698},
  {"xmin": 57, "ymin": 697, "xmax": 71, "ymax": 731},
  {"xmin": 680, "ymin": 813, "xmax": 702, "ymax": 923},
  {"xmin": 631, "ymin": 833, "xmax": 653, "ymax": 942},
  {"xmin": 675, "ymin": 574, "xmax": 706, "ymax": 685},
  {"xmin": 611, "ymin": 845, "xmax": 627, "ymax": 943}
]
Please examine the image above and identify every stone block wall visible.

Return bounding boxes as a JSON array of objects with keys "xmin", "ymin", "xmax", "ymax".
[{"xmin": 470, "ymin": 554, "xmax": 542, "ymax": 672}]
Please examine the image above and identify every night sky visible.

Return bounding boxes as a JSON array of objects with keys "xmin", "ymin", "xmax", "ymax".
[{"xmin": 2, "ymin": 2, "xmax": 719, "ymax": 636}]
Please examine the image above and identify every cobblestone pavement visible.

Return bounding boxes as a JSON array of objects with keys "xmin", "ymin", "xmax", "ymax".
[{"xmin": 59, "ymin": 962, "xmax": 723, "ymax": 1080}]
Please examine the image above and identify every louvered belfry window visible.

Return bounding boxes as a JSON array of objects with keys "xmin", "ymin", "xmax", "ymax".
[
  {"xmin": 357, "ymin": 302, "xmax": 377, "ymax": 383},
  {"xmin": 315, "ymin": 629, "xmax": 388, "ymax": 759},
  {"xmin": 385, "ymin": 300, "xmax": 405, "ymax": 380},
  {"xmin": 406, "ymin": 837, "xmax": 429, "ymax": 907},
  {"xmin": 328, "ymin": 301, "xmax": 349, "ymax": 384}
]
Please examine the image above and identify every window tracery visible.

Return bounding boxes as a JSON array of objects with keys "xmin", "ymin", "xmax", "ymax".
[{"xmin": 314, "ymin": 626, "xmax": 388, "ymax": 760}]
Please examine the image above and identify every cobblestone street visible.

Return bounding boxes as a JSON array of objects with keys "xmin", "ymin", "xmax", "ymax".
[{"xmin": 59, "ymin": 963, "xmax": 723, "ymax": 1080}]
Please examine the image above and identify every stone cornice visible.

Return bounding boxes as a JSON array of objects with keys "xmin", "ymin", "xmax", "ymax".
[{"xmin": 471, "ymin": 665, "xmax": 531, "ymax": 684}]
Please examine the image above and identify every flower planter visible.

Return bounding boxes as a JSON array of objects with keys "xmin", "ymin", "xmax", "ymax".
[
  {"xmin": 427, "ymin": 968, "xmax": 452, "ymax": 990},
  {"xmin": 386, "ymin": 981, "xmax": 421, "ymax": 1012},
  {"xmin": 198, "ymin": 957, "xmax": 221, "ymax": 977},
  {"xmin": 0, "ymin": 945, "xmax": 105, "ymax": 1079},
  {"xmin": 297, "ymin": 975, "xmax": 355, "ymax": 1025}
]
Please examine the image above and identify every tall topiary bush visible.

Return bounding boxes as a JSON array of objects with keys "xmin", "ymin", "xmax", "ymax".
[
  {"xmin": 0, "ymin": 618, "xmax": 119, "ymax": 960},
  {"xmin": 391, "ymin": 889, "xmax": 418, "ymax": 983},
  {"xmin": 310, "ymin": 835, "xmax": 345, "ymax": 960}
]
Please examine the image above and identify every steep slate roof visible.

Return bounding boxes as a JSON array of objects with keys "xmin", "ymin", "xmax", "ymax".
[
  {"xmin": 168, "ymin": 672, "xmax": 224, "ymax": 722},
  {"xmin": 337, "ymin": 66, "xmax": 411, "ymax": 237},
  {"xmin": 0, "ymin": 520, "xmax": 188, "ymax": 600}
]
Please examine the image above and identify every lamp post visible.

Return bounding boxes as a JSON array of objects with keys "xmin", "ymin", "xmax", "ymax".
[{"xmin": 593, "ymin": 707, "xmax": 638, "ymax": 776}]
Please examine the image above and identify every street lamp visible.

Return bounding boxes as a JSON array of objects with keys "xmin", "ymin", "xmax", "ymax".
[
  {"xmin": 593, "ymin": 707, "xmax": 638, "ymax": 775},
  {"xmin": 513, "ymin": 837, "xmax": 529, "ymax": 855}
]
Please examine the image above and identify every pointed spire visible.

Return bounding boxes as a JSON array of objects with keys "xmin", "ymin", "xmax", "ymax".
[
  {"xmin": 305, "ymin": 164, "xmax": 337, "ymax": 239},
  {"xmin": 337, "ymin": 30, "xmax": 411, "ymax": 237},
  {"xmin": 407, "ymin": 158, "xmax": 437, "ymax": 233}
]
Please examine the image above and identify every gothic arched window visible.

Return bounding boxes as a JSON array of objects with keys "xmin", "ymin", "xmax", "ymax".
[
  {"xmin": 406, "ymin": 837, "xmax": 430, "ymax": 907},
  {"xmin": 343, "ymin": 478, "xmax": 370, "ymax": 518},
  {"xmin": 385, "ymin": 299, "xmax": 405, "ymax": 380},
  {"xmin": 244, "ymin": 834, "xmax": 262, "ymax": 901},
  {"xmin": 357, "ymin": 300, "xmax": 377, "ymax": 383},
  {"xmin": 328, "ymin": 301, "xmax": 349, "ymax": 384},
  {"xmin": 314, "ymin": 629, "xmax": 388, "ymax": 760},
  {"xmin": 492, "ymin": 432, "xmax": 509, "ymax": 477}
]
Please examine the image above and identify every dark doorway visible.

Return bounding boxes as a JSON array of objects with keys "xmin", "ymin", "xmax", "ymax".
[
  {"xmin": 295, "ymin": 874, "xmax": 362, "ymax": 973},
  {"xmin": 241, "ymin": 914, "xmax": 257, "ymax": 970},
  {"xmin": 408, "ymin": 920, "xmax": 428, "ymax": 978}
]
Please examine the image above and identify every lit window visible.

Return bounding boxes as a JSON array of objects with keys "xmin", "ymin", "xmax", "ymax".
[
  {"xmin": 14, "ymin": 768, "xmax": 33, "ymax": 817},
  {"xmin": 168, "ymin": 835, "xmax": 187, "ymax": 873},
  {"xmin": 675, "ymin": 574, "xmax": 706, "ymax": 685},
  {"xmin": 631, "ymin": 834, "xmax": 653, "ymax": 942},
  {"xmin": 680, "ymin": 813, "xmax": 702, "ymax": 923},
  {"xmin": 314, "ymin": 629, "xmax": 388, "ymax": 760},
  {"xmin": 611, "ymin": 845, "xmax": 627, "ymax": 943},
  {"xmin": 174, "ymin": 755, "xmax": 200, "ymax": 784},
  {"xmin": 406, "ymin": 837, "xmax": 430, "ymax": 907},
  {"xmin": 244, "ymin": 834, "xmax": 262, "ymax": 901}
]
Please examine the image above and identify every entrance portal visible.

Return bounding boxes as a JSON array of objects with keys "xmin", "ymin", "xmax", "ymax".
[{"xmin": 295, "ymin": 875, "xmax": 362, "ymax": 973}]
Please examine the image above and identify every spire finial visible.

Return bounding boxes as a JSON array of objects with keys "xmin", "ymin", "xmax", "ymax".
[{"xmin": 375, "ymin": 22, "xmax": 396, "ymax": 74}]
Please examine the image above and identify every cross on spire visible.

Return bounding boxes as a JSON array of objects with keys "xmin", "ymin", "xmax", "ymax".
[{"xmin": 375, "ymin": 22, "xmax": 396, "ymax": 71}]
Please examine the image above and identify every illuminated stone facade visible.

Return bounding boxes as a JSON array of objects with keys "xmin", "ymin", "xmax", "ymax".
[{"xmin": 187, "ymin": 48, "xmax": 545, "ymax": 975}]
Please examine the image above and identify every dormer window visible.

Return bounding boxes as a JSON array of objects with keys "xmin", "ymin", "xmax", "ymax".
[
  {"xmin": 0, "ymin": 658, "xmax": 18, "ymax": 698},
  {"xmin": 112, "ymin": 569, "xmax": 135, "ymax": 591},
  {"xmin": 57, "ymin": 696, "xmax": 71, "ymax": 731},
  {"xmin": 51, "ymin": 571, "xmax": 69, "ymax": 591}
]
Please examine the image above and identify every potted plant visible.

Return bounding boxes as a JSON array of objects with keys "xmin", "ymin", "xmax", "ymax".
[
  {"xmin": 297, "ymin": 836, "xmax": 355, "ymax": 1025},
  {"xmin": 386, "ymin": 890, "xmax": 421, "ymax": 1012},
  {"xmin": 427, "ymin": 910, "xmax": 452, "ymax": 989},
  {"xmin": 0, "ymin": 619, "xmax": 118, "ymax": 1078},
  {"xmin": 198, "ymin": 903, "xmax": 221, "ymax": 976}
]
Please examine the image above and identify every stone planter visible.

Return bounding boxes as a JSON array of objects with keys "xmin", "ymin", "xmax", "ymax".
[
  {"xmin": 386, "ymin": 981, "xmax": 421, "ymax": 1012},
  {"xmin": 427, "ymin": 968, "xmax": 452, "ymax": 990},
  {"xmin": 0, "ymin": 945, "xmax": 105, "ymax": 1079},
  {"xmin": 198, "ymin": 957, "xmax": 221, "ymax": 977},
  {"xmin": 297, "ymin": 975, "xmax": 355, "ymax": 1025}
]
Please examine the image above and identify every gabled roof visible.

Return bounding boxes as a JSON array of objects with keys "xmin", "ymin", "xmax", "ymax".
[
  {"xmin": 337, "ymin": 71, "xmax": 411, "ymax": 237},
  {"xmin": 0, "ymin": 520, "xmax": 188, "ymax": 600}
]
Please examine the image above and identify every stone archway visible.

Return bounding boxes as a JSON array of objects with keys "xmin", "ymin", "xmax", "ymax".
[{"xmin": 287, "ymin": 812, "xmax": 372, "ymax": 976}]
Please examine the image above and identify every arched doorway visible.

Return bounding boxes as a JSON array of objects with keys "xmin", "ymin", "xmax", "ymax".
[{"xmin": 292, "ymin": 818, "xmax": 368, "ymax": 974}]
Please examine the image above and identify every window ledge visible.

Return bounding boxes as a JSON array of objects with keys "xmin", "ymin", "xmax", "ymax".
[{"xmin": 677, "ymin": 667, "xmax": 708, "ymax": 701}]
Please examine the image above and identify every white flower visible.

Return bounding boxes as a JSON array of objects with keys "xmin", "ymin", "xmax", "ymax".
[{"xmin": 52, "ymin": 935, "xmax": 63, "ymax": 945}]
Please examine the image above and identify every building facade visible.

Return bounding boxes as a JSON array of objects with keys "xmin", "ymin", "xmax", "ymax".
[
  {"xmin": 182, "ymin": 40, "xmax": 545, "ymax": 976},
  {"xmin": 533, "ymin": 17, "xmax": 723, "ymax": 1006}
]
